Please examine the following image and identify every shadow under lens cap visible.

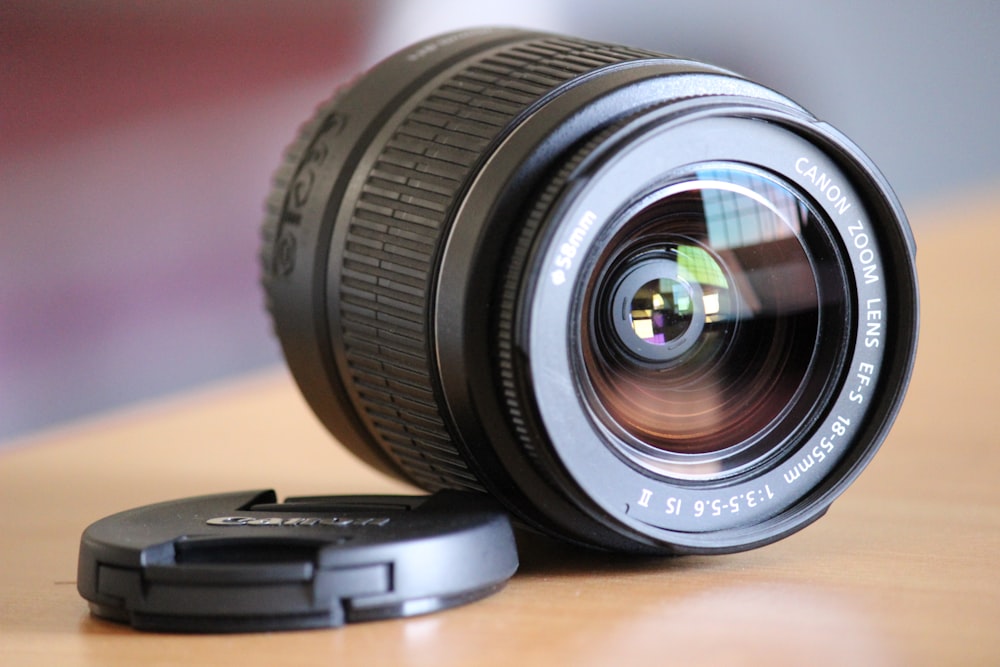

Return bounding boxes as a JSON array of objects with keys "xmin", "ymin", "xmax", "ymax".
[{"xmin": 77, "ymin": 490, "xmax": 518, "ymax": 632}]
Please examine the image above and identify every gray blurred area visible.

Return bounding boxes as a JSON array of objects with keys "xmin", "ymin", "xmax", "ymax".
[
  {"xmin": 371, "ymin": 0, "xmax": 1000, "ymax": 204},
  {"xmin": 1, "ymin": 0, "xmax": 997, "ymax": 442}
]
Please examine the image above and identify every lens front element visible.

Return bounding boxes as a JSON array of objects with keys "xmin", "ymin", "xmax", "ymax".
[{"xmin": 582, "ymin": 166, "xmax": 847, "ymax": 477}]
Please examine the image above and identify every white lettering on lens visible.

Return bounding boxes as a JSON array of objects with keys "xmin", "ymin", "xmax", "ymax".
[
  {"xmin": 864, "ymin": 297, "xmax": 883, "ymax": 348},
  {"xmin": 552, "ymin": 210, "xmax": 597, "ymax": 285},
  {"xmin": 850, "ymin": 361, "xmax": 877, "ymax": 404},
  {"xmin": 688, "ymin": 486, "xmax": 772, "ymax": 519},
  {"xmin": 794, "ymin": 157, "xmax": 852, "ymax": 216},
  {"xmin": 847, "ymin": 220, "xmax": 881, "ymax": 284},
  {"xmin": 784, "ymin": 416, "xmax": 851, "ymax": 483},
  {"xmin": 795, "ymin": 158, "xmax": 882, "ymax": 285}
]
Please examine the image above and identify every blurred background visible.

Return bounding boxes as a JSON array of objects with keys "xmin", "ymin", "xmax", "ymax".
[{"xmin": 2, "ymin": 0, "xmax": 998, "ymax": 443}]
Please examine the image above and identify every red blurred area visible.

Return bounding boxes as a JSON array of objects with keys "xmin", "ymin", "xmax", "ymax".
[
  {"xmin": 1, "ymin": 1, "xmax": 369, "ymax": 154},
  {"xmin": 0, "ymin": 2, "xmax": 374, "ymax": 440}
]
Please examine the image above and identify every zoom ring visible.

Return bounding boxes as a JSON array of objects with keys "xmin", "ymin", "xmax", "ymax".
[{"xmin": 338, "ymin": 36, "xmax": 658, "ymax": 492}]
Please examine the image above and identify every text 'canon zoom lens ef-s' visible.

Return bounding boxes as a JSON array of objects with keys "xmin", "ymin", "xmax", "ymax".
[{"xmin": 261, "ymin": 28, "xmax": 918, "ymax": 555}]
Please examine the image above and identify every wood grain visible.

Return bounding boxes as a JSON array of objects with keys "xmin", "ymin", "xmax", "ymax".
[{"xmin": 2, "ymin": 192, "xmax": 997, "ymax": 666}]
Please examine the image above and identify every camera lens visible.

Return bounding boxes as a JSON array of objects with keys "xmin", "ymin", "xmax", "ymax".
[
  {"xmin": 262, "ymin": 29, "xmax": 918, "ymax": 554},
  {"xmin": 581, "ymin": 167, "xmax": 846, "ymax": 476}
]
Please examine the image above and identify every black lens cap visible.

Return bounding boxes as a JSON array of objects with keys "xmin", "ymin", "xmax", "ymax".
[{"xmin": 77, "ymin": 490, "xmax": 518, "ymax": 633}]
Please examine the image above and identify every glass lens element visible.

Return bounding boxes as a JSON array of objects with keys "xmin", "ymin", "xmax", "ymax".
[
  {"xmin": 630, "ymin": 277, "xmax": 694, "ymax": 344},
  {"xmin": 582, "ymin": 166, "xmax": 844, "ymax": 473}
]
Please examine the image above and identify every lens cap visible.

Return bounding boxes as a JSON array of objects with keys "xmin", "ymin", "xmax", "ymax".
[{"xmin": 77, "ymin": 490, "xmax": 517, "ymax": 633}]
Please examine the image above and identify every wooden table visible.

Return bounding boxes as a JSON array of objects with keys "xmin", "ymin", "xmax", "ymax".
[{"xmin": 2, "ymin": 190, "xmax": 998, "ymax": 666}]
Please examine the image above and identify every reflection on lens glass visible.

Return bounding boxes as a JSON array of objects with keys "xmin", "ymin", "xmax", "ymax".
[
  {"xmin": 582, "ymin": 165, "xmax": 845, "ymax": 476},
  {"xmin": 630, "ymin": 277, "xmax": 693, "ymax": 344}
]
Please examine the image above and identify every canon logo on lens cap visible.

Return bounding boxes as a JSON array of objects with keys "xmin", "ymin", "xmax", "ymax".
[{"xmin": 205, "ymin": 516, "xmax": 390, "ymax": 527}]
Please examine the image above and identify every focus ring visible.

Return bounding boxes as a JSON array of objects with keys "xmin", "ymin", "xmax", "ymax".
[{"xmin": 338, "ymin": 36, "xmax": 659, "ymax": 491}]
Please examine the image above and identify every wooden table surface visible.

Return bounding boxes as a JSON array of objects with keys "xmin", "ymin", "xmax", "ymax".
[{"xmin": 2, "ymin": 190, "xmax": 998, "ymax": 667}]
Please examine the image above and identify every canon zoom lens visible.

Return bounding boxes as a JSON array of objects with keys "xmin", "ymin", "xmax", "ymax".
[{"xmin": 262, "ymin": 28, "xmax": 918, "ymax": 554}]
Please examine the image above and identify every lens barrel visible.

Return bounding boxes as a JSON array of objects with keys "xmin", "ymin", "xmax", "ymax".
[{"xmin": 262, "ymin": 28, "xmax": 918, "ymax": 554}]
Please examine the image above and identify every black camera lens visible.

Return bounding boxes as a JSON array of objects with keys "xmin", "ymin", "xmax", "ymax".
[{"xmin": 262, "ymin": 29, "xmax": 918, "ymax": 554}]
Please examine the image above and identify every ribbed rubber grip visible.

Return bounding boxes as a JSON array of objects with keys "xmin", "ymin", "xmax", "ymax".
[{"xmin": 269, "ymin": 34, "xmax": 659, "ymax": 492}]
